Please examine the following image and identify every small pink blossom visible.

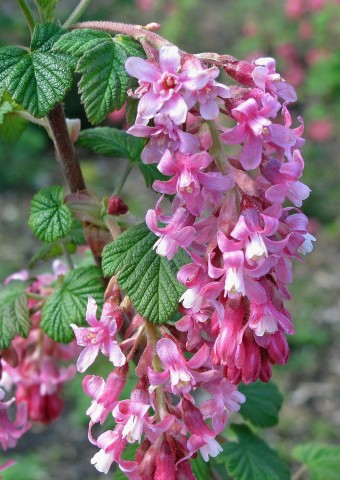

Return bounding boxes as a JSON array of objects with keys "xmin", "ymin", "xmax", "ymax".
[
  {"xmin": 182, "ymin": 398, "xmax": 223, "ymax": 461},
  {"xmin": 71, "ymin": 296, "xmax": 126, "ymax": 372},
  {"xmin": 0, "ymin": 389, "xmax": 31, "ymax": 450},
  {"xmin": 148, "ymin": 338, "xmax": 213, "ymax": 394},
  {"xmin": 221, "ymin": 93, "xmax": 281, "ymax": 169},
  {"xmin": 146, "ymin": 202, "xmax": 196, "ymax": 259},
  {"xmin": 125, "ymin": 46, "xmax": 209, "ymax": 125}
]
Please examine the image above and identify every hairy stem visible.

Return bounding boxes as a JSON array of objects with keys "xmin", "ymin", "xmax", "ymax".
[
  {"xmin": 61, "ymin": 242, "xmax": 75, "ymax": 270},
  {"xmin": 63, "ymin": 0, "xmax": 93, "ymax": 29},
  {"xmin": 292, "ymin": 465, "xmax": 308, "ymax": 480},
  {"xmin": 16, "ymin": 0, "xmax": 36, "ymax": 34},
  {"xmin": 71, "ymin": 21, "xmax": 173, "ymax": 50},
  {"xmin": 113, "ymin": 163, "xmax": 134, "ymax": 196},
  {"xmin": 207, "ymin": 120, "xmax": 228, "ymax": 173},
  {"xmin": 47, "ymin": 103, "xmax": 86, "ymax": 193}
]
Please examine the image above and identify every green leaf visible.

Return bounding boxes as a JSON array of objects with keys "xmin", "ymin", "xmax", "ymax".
[
  {"xmin": 53, "ymin": 29, "xmax": 113, "ymax": 61},
  {"xmin": 0, "ymin": 281, "xmax": 30, "ymax": 349},
  {"xmin": 113, "ymin": 35, "xmax": 146, "ymax": 58},
  {"xmin": 77, "ymin": 126, "xmax": 168, "ymax": 187},
  {"xmin": 138, "ymin": 163, "xmax": 169, "ymax": 188},
  {"xmin": 41, "ymin": 266, "xmax": 104, "ymax": 343},
  {"xmin": 0, "ymin": 47, "xmax": 26, "ymax": 97},
  {"xmin": 112, "ymin": 443, "xmax": 139, "ymax": 479},
  {"xmin": 54, "ymin": 29, "xmax": 146, "ymax": 124},
  {"xmin": 34, "ymin": 0, "xmax": 58, "ymax": 22},
  {"xmin": 102, "ymin": 223, "xmax": 189, "ymax": 325},
  {"xmin": 293, "ymin": 443, "xmax": 340, "ymax": 480},
  {"xmin": 78, "ymin": 127, "xmax": 144, "ymax": 161},
  {"xmin": 238, "ymin": 381, "xmax": 283, "ymax": 427},
  {"xmin": 0, "ymin": 23, "xmax": 74, "ymax": 118},
  {"xmin": 0, "ymin": 96, "xmax": 27, "ymax": 143},
  {"xmin": 29, "ymin": 186, "xmax": 73, "ymax": 243},
  {"xmin": 68, "ymin": 219, "xmax": 86, "ymax": 245},
  {"xmin": 191, "ymin": 455, "xmax": 214, "ymax": 480},
  {"xmin": 215, "ymin": 424, "xmax": 290, "ymax": 480},
  {"xmin": 77, "ymin": 39, "xmax": 131, "ymax": 124}
]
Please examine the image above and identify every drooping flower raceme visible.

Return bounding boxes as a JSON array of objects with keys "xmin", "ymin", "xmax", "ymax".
[{"xmin": 76, "ymin": 43, "xmax": 314, "ymax": 479}]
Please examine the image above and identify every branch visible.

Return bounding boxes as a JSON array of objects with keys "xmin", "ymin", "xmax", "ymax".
[
  {"xmin": 16, "ymin": 0, "xmax": 36, "ymax": 34},
  {"xmin": 70, "ymin": 21, "xmax": 173, "ymax": 50},
  {"xmin": 63, "ymin": 0, "xmax": 93, "ymax": 28},
  {"xmin": 47, "ymin": 103, "xmax": 86, "ymax": 193}
]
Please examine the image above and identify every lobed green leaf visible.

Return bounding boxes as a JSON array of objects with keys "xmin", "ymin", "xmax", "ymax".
[
  {"xmin": 0, "ymin": 281, "xmax": 31, "ymax": 349},
  {"xmin": 293, "ymin": 443, "xmax": 340, "ymax": 480},
  {"xmin": 78, "ymin": 127, "xmax": 144, "ymax": 161},
  {"xmin": 102, "ymin": 223, "xmax": 190, "ymax": 325},
  {"xmin": 215, "ymin": 424, "xmax": 290, "ymax": 480},
  {"xmin": 41, "ymin": 266, "xmax": 104, "ymax": 343},
  {"xmin": 29, "ymin": 186, "xmax": 73, "ymax": 243},
  {"xmin": 54, "ymin": 28, "xmax": 145, "ymax": 124},
  {"xmin": 78, "ymin": 127, "xmax": 168, "ymax": 187},
  {"xmin": 77, "ymin": 41, "xmax": 130, "ymax": 124},
  {"xmin": 0, "ymin": 23, "xmax": 74, "ymax": 118},
  {"xmin": 238, "ymin": 381, "xmax": 283, "ymax": 427}
]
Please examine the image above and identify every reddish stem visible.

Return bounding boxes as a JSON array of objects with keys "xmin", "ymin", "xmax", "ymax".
[
  {"xmin": 71, "ymin": 21, "xmax": 173, "ymax": 50},
  {"xmin": 47, "ymin": 103, "xmax": 86, "ymax": 193}
]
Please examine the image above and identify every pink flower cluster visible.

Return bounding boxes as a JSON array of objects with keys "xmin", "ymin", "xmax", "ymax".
[
  {"xmin": 0, "ymin": 262, "xmax": 76, "ymax": 450},
  {"xmin": 75, "ymin": 299, "xmax": 245, "ymax": 478},
  {"xmin": 72, "ymin": 45, "xmax": 313, "ymax": 479}
]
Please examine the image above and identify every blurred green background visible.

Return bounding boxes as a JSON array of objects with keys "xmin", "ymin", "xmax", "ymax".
[{"xmin": 0, "ymin": 0, "xmax": 340, "ymax": 478}]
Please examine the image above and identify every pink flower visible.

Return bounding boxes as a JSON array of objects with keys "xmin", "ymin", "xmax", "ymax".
[
  {"xmin": 125, "ymin": 46, "xmax": 209, "ymax": 125},
  {"xmin": 127, "ymin": 113, "xmax": 199, "ymax": 164},
  {"xmin": 153, "ymin": 150, "xmax": 233, "ymax": 216},
  {"xmin": 71, "ymin": 296, "xmax": 126, "ymax": 372},
  {"xmin": 263, "ymin": 150, "xmax": 311, "ymax": 207},
  {"xmin": 230, "ymin": 207, "xmax": 279, "ymax": 265},
  {"xmin": 252, "ymin": 57, "xmax": 297, "ymax": 102},
  {"xmin": 200, "ymin": 378, "xmax": 246, "ymax": 433},
  {"xmin": 0, "ymin": 389, "xmax": 31, "ymax": 450},
  {"xmin": 113, "ymin": 386, "xmax": 174, "ymax": 444},
  {"xmin": 146, "ymin": 202, "xmax": 196, "ymax": 259},
  {"xmin": 182, "ymin": 398, "xmax": 223, "ymax": 461},
  {"xmin": 83, "ymin": 367, "xmax": 127, "ymax": 426},
  {"xmin": 183, "ymin": 66, "xmax": 231, "ymax": 119},
  {"xmin": 148, "ymin": 338, "xmax": 212, "ymax": 394},
  {"xmin": 221, "ymin": 93, "xmax": 281, "ymax": 170},
  {"xmin": 91, "ymin": 425, "xmax": 135, "ymax": 474}
]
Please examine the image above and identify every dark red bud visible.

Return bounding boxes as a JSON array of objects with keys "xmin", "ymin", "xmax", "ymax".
[
  {"xmin": 224, "ymin": 60, "xmax": 256, "ymax": 87},
  {"xmin": 107, "ymin": 196, "xmax": 129, "ymax": 216}
]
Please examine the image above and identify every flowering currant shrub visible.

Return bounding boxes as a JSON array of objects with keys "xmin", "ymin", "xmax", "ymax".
[{"xmin": 0, "ymin": 1, "xmax": 325, "ymax": 479}]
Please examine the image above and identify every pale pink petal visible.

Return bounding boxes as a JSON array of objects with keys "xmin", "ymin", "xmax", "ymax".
[
  {"xmin": 138, "ymin": 90, "xmax": 164, "ymax": 119},
  {"xmin": 158, "ymin": 149, "xmax": 177, "ymax": 175},
  {"xmin": 200, "ymin": 99, "xmax": 219, "ymax": 120},
  {"xmin": 186, "ymin": 344, "xmax": 209, "ymax": 369},
  {"xmin": 156, "ymin": 338, "xmax": 180, "ymax": 368},
  {"xmin": 244, "ymin": 277, "xmax": 267, "ymax": 304},
  {"xmin": 76, "ymin": 344, "xmax": 100, "ymax": 373},
  {"xmin": 153, "ymin": 177, "xmax": 177, "ymax": 194},
  {"xmin": 125, "ymin": 57, "xmax": 159, "ymax": 82},
  {"xmin": 159, "ymin": 46, "xmax": 181, "ymax": 73},
  {"xmin": 108, "ymin": 344, "xmax": 126, "ymax": 367},
  {"xmin": 161, "ymin": 93, "xmax": 187, "ymax": 124},
  {"xmin": 221, "ymin": 123, "xmax": 247, "ymax": 144},
  {"xmin": 147, "ymin": 367, "xmax": 170, "ymax": 386},
  {"xmin": 198, "ymin": 171, "xmax": 233, "ymax": 191},
  {"xmin": 240, "ymin": 134, "xmax": 263, "ymax": 170},
  {"xmin": 267, "ymin": 124, "xmax": 296, "ymax": 148},
  {"xmin": 86, "ymin": 296, "xmax": 98, "ymax": 326}
]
